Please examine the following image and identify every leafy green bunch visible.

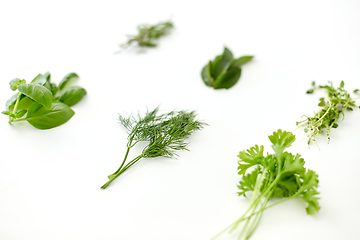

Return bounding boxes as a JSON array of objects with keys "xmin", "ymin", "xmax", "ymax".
[
  {"xmin": 120, "ymin": 20, "xmax": 173, "ymax": 49},
  {"xmin": 101, "ymin": 107, "xmax": 206, "ymax": 189},
  {"xmin": 212, "ymin": 130, "xmax": 320, "ymax": 240},
  {"xmin": 296, "ymin": 81, "xmax": 359, "ymax": 147},
  {"xmin": 2, "ymin": 72, "xmax": 86, "ymax": 130},
  {"xmin": 201, "ymin": 47, "xmax": 253, "ymax": 89}
]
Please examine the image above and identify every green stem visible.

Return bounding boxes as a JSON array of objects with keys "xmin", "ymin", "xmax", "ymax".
[
  {"xmin": 314, "ymin": 102, "xmax": 332, "ymax": 125},
  {"xmin": 11, "ymin": 118, "xmax": 28, "ymax": 122},
  {"xmin": 109, "ymin": 146, "xmax": 131, "ymax": 177},
  {"xmin": 245, "ymin": 191, "xmax": 272, "ymax": 239},
  {"xmin": 101, "ymin": 155, "xmax": 143, "ymax": 189},
  {"xmin": 238, "ymin": 199, "xmax": 261, "ymax": 240},
  {"xmin": 211, "ymin": 175, "xmax": 280, "ymax": 240},
  {"xmin": 239, "ymin": 192, "xmax": 300, "ymax": 223},
  {"xmin": 9, "ymin": 93, "xmax": 22, "ymax": 123},
  {"xmin": 231, "ymin": 170, "xmax": 268, "ymax": 232}
]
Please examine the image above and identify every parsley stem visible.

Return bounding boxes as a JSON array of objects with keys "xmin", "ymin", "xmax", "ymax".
[{"xmin": 245, "ymin": 198, "xmax": 269, "ymax": 239}]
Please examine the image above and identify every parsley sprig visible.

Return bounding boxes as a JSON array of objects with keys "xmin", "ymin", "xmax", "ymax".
[
  {"xmin": 296, "ymin": 81, "xmax": 360, "ymax": 147},
  {"xmin": 212, "ymin": 130, "xmax": 320, "ymax": 240},
  {"xmin": 101, "ymin": 107, "xmax": 206, "ymax": 189}
]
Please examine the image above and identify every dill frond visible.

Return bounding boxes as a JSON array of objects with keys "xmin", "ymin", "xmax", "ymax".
[{"xmin": 101, "ymin": 107, "xmax": 206, "ymax": 189}]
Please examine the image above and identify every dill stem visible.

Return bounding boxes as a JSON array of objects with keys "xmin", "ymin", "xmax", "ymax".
[
  {"xmin": 101, "ymin": 155, "xmax": 143, "ymax": 189},
  {"xmin": 109, "ymin": 146, "xmax": 131, "ymax": 177}
]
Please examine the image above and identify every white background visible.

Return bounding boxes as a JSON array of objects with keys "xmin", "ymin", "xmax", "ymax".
[{"xmin": 0, "ymin": 0, "xmax": 360, "ymax": 239}]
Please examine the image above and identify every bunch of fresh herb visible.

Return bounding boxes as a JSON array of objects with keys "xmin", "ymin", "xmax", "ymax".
[
  {"xmin": 212, "ymin": 130, "xmax": 320, "ymax": 240},
  {"xmin": 2, "ymin": 72, "xmax": 86, "ymax": 130},
  {"xmin": 296, "ymin": 81, "xmax": 359, "ymax": 147},
  {"xmin": 120, "ymin": 20, "xmax": 173, "ymax": 49},
  {"xmin": 201, "ymin": 47, "xmax": 253, "ymax": 89},
  {"xmin": 101, "ymin": 107, "xmax": 206, "ymax": 189}
]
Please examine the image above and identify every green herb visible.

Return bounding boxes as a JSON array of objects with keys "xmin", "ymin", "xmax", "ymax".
[
  {"xmin": 120, "ymin": 20, "xmax": 173, "ymax": 49},
  {"xmin": 101, "ymin": 107, "xmax": 206, "ymax": 189},
  {"xmin": 296, "ymin": 81, "xmax": 359, "ymax": 147},
  {"xmin": 212, "ymin": 130, "xmax": 320, "ymax": 240},
  {"xmin": 201, "ymin": 47, "xmax": 253, "ymax": 89},
  {"xmin": 2, "ymin": 72, "xmax": 86, "ymax": 129}
]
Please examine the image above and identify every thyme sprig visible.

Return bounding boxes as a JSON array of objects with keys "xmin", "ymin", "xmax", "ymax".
[
  {"xmin": 120, "ymin": 20, "xmax": 173, "ymax": 49},
  {"xmin": 101, "ymin": 107, "xmax": 206, "ymax": 189},
  {"xmin": 296, "ymin": 81, "xmax": 360, "ymax": 147}
]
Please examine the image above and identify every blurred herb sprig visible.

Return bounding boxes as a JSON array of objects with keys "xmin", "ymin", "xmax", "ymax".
[
  {"xmin": 296, "ymin": 81, "xmax": 360, "ymax": 147},
  {"xmin": 120, "ymin": 20, "xmax": 173, "ymax": 50}
]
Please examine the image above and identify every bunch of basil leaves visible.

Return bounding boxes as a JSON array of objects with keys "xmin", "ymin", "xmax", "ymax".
[{"xmin": 2, "ymin": 72, "xmax": 86, "ymax": 130}]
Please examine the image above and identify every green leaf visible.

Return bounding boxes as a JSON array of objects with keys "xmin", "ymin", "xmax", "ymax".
[
  {"xmin": 212, "ymin": 48, "xmax": 233, "ymax": 79},
  {"xmin": 268, "ymin": 129, "xmax": 296, "ymax": 153},
  {"xmin": 306, "ymin": 89, "xmax": 314, "ymax": 94},
  {"xmin": 16, "ymin": 96, "xmax": 35, "ymax": 111},
  {"xmin": 15, "ymin": 109, "xmax": 27, "ymax": 118},
  {"xmin": 2, "ymin": 111, "xmax": 11, "ymax": 115},
  {"xmin": 299, "ymin": 170, "xmax": 319, "ymax": 192},
  {"xmin": 237, "ymin": 145, "xmax": 264, "ymax": 175},
  {"xmin": 17, "ymin": 83, "xmax": 53, "ymax": 109},
  {"xmin": 31, "ymin": 72, "xmax": 50, "ymax": 85},
  {"xmin": 318, "ymin": 101, "xmax": 325, "ymax": 107},
  {"xmin": 26, "ymin": 102, "xmax": 75, "ymax": 130},
  {"xmin": 231, "ymin": 56, "xmax": 253, "ymax": 68},
  {"xmin": 201, "ymin": 61, "xmax": 214, "ymax": 87},
  {"xmin": 276, "ymin": 174, "xmax": 300, "ymax": 197},
  {"xmin": 213, "ymin": 67, "xmax": 241, "ymax": 89},
  {"xmin": 280, "ymin": 153, "xmax": 305, "ymax": 175},
  {"xmin": 50, "ymin": 83, "xmax": 58, "ymax": 95},
  {"xmin": 5, "ymin": 92, "xmax": 20, "ymax": 109},
  {"xmin": 238, "ymin": 168, "xmax": 260, "ymax": 197},
  {"xmin": 59, "ymin": 86, "xmax": 87, "ymax": 106},
  {"xmin": 58, "ymin": 73, "xmax": 79, "ymax": 90},
  {"xmin": 340, "ymin": 80, "xmax": 344, "ymax": 88},
  {"xmin": 9, "ymin": 78, "xmax": 26, "ymax": 91},
  {"xmin": 301, "ymin": 188, "xmax": 321, "ymax": 215}
]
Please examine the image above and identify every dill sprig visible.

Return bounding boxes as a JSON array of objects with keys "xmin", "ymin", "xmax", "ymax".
[
  {"xmin": 120, "ymin": 20, "xmax": 173, "ymax": 49},
  {"xmin": 101, "ymin": 107, "xmax": 206, "ymax": 189},
  {"xmin": 296, "ymin": 81, "xmax": 360, "ymax": 147}
]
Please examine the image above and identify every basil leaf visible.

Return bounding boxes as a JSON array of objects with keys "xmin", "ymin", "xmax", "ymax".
[
  {"xmin": 59, "ymin": 86, "xmax": 86, "ymax": 106},
  {"xmin": 58, "ymin": 73, "xmax": 79, "ymax": 90},
  {"xmin": 231, "ymin": 56, "xmax": 253, "ymax": 68},
  {"xmin": 201, "ymin": 61, "xmax": 214, "ymax": 87},
  {"xmin": 31, "ymin": 73, "xmax": 47, "ymax": 85},
  {"xmin": 2, "ymin": 111, "xmax": 11, "ymax": 116},
  {"xmin": 26, "ymin": 102, "xmax": 75, "ymax": 130},
  {"xmin": 50, "ymin": 83, "xmax": 58, "ymax": 95},
  {"xmin": 213, "ymin": 47, "xmax": 233, "ymax": 79},
  {"xmin": 15, "ymin": 109, "xmax": 27, "ymax": 118},
  {"xmin": 17, "ymin": 83, "xmax": 53, "ymax": 109},
  {"xmin": 9, "ymin": 78, "xmax": 26, "ymax": 91},
  {"xmin": 213, "ymin": 67, "xmax": 241, "ymax": 89},
  {"xmin": 5, "ymin": 92, "xmax": 20, "ymax": 109},
  {"xmin": 16, "ymin": 97, "xmax": 35, "ymax": 111}
]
